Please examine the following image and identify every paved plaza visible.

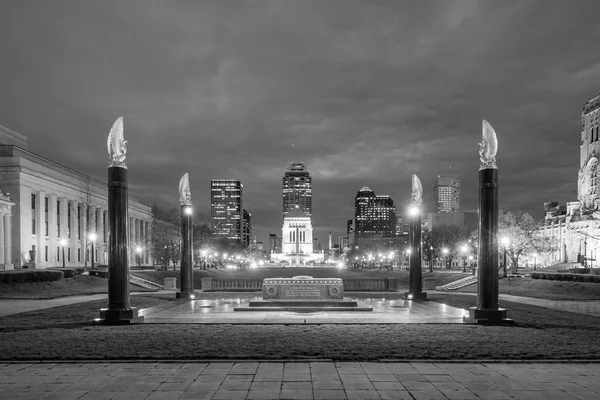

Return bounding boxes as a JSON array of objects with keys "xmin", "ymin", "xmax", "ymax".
[
  {"xmin": 137, "ymin": 296, "xmax": 467, "ymax": 324},
  {"xmin": 2, "ymin": 361, "xmax": 600, "ymax": 400}
]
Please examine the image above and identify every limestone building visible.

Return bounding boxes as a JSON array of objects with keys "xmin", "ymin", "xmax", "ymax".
[
  {"xmin": 0, "ymin": 124, "xmax": 153, "ymax": 269},
  {"xmin": 538, "ymin": 91, "xmax": 600, "ymax": 266},
  {"xmin": 270, "ymin": 206, "xmax": 324, "ymax": 265}
]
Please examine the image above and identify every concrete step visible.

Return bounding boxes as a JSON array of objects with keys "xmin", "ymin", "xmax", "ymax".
[
  {"xmin": 435, "ymin": 275, "xmax": 477, "ymax": 291},
  {"xmin": 129, "ymin": 274, "xmax": 164, "ymax": 290}
]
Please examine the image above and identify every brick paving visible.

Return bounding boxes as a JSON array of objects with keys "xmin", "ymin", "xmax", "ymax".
[{"xmin": 1, "ymin": 362, "xmax": 599, "ymax": 399}]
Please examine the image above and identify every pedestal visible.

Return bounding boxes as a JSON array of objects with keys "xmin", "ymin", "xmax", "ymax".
[
  {"xmin": 177, "ymin": 205, "xmax": 197, "ymax": 300},
  {"xmin": 463, "ymin": 168, "xmax": 512, "ymax": 325},
  {"xmin": 98, "ymin": 167, "xmax": 143, "ymax": 324}
]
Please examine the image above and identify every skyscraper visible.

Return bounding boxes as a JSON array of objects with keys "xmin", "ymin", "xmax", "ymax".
[
  {"xmin": 354, "ymin": 186, "xmax": 396, "ymax": 239},
  {"xmin": 282, "ymin": 160, "xmax": 312, "ymax": 218},
  {"xmin": 210, "ymin": 179, "xmax": 243, "ymax": 242},
  {"xmin": 435, "ymin": 175, "xmax": 460, "ymax": 213},
  {"xmin": 242, "ymin": 209, "xmax": 251, "ymax": 248}
]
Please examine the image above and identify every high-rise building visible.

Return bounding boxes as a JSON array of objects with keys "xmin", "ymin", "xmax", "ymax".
[
  {"xmin": 354, "ymin": 186, "xmax": 396, "ymax": 239},
  {"xmin": 282, "ymin": 161, "xmax": 312, "ymax": 218},
  {"xmin": 210, "ymin": 179, "xmax": 243, "ymax": 242},
  {"xmin": 435, "ymin": 175, "xmax": 460, "ymax": 213},
  {"xmin": 242, "ymin": 209, "xmax": 251, "ymax": 248}
]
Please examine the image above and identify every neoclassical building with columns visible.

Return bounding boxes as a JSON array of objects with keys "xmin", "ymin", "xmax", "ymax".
[{"xmin": 0, "ymin": 124, "xmax": 153, "ymax": 269}]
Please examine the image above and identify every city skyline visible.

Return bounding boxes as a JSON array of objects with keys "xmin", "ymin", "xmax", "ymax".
[{"xmin": 1, "ymin": 1, "xmax": 599, "ymax": 245}]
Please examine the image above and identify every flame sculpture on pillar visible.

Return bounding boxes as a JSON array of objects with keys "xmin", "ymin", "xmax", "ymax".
[
  {"xmin": 99, "ymin": 117, "xmax": 142, "ymax": 324},
  {"xmin": 464, "ymin": 120, "xmax": 513, "ymax": 325},
  {"xmin": 404, "ymin": 174, "xmax": 427, "ymax": 301},
  {"xmin": 176, "ymin": 173, "xmax": 197, "ymax": 299}
]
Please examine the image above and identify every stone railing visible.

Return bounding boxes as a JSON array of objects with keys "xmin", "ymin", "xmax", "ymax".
[
  {"xmin": 129, "ymin": 274, "xmax": 164, "ymax": 290},
  {"xmin": 200, "ymin": 277, "xmax": 400, "ymax": 292}
]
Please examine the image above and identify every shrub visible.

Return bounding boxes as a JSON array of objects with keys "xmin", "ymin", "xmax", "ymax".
[
  {"xmin": 47, "ymin": 268, "xmax": 78, "ymax": 278},
  {"xmin": 530, "ymin": 271, "xmax": 600, "ymax": 283},
  {"xmin": 89, "ymin": 270, "xmax": 108, "ymax": 278},
  {"xmin": 0, "ymin": 270, "xmax": 64, "ymax": 284}
]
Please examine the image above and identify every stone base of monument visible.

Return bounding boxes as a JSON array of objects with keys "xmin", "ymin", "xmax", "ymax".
[
  {"xmin": 234, "ymin": 276, "xmax": 373, "ymax": 312},
  {"xmin": 463, "ymin": 307, "xmax": 514, "ymax": 325},
  {"xmin": 235, "ymin": 298, "xmax": 373, "ymax": 312},
  {"xmin": 403, "ymin": 292, "xmax": 427, "ymax": 301},
  {"xmin": 176, "ymin": 291, "xmax": 198, "ymax": 299},
  {"xmin": 97, "ymin": 307, "xmax": 143, "ymax": 325}
]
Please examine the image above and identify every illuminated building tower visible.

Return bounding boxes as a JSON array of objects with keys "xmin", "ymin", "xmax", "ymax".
[
  {"xmin": 435, "ymin": 175, "xmax": 460, "ymax": 213},
  {"xmin": 354, "ymin": 186, "xmax": 396, "ymax": 239},
  {"xmin": 282, "ymin": 158, "xmax": 312, "ymax": 219},
  {"xmin": 210, "ymin": 179, "xmax": 243, "ymax": 243},
  {"xmin": 242, "ymin": 209, "xmax": 251, "ymax": 248}
]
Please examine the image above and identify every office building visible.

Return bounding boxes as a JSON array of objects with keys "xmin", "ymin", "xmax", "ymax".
[
  {"xmin": 354, "ymin": 186, "xmax": 396, "ymax": 239},
  {"xmin": 210, "ymin": 179, "xmax": 243, "ymax": 243},
  {"xmin": 435, "ymin": 175, "xmax": 460, "ymax": 213},
  {"xmin": 242, "ymin": 209, "xmax": 251, "ymax": 248},
  {"xmin": 282, "ymin": 160, "xmax": 312, "ymax": 218}
]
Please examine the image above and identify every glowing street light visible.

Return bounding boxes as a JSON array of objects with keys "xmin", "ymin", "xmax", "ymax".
[
  {"xmin": 442, "ymin": 247, "xmax": 449, "ymax": 269},
  {"xmin": 461, "ymin": 244, "xmax": 468, "ymax": 273},
  {"xmin": 59, "ymin": 238, "xmax": 67, "ymax": 268},
  {"xmin": 183, "ymin": 206, "xmax": 193, "ymax": 215},
  {"xmin": 136, "ymin": 246, "xmax": 142, "ymax": 268}
]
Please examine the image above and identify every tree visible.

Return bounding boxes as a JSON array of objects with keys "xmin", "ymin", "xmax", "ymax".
[
  {"xmin": 150, "ymin": 206, "xmax": 180, "ymax": 270},
  {"xmin": 70, "ymin": 179, "xmax": 102, "ymax": 269},
  {"xmin": 499, "ymin": 210, "xmax": 556, "ymax": 269},
  {"xmin": 427, "ymin": 225, "xmax": 466, "ymax": 269}
]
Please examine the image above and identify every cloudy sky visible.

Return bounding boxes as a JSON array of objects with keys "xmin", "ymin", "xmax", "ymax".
[{"xmin": 1, "ymin": 0, "xmax": 599, "ymax": 245}]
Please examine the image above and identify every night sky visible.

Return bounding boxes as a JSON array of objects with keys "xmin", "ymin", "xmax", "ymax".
[{"xmin": 1, "ymin": 0, "xmax": 599, "ymax": 245}]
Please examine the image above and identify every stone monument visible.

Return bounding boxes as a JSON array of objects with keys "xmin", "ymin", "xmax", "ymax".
[
  {"xmin": 235, "ymin": 276, "xmax": 372, "ymax": 311},
  {"xmin": 98, "ymin": 117, "xmax": 142, "ymax": 324},
  {"xmin": 176, "ymin": 173, "xmax": 197, "ymax": 299},
  {"xmin": 464, "ymin": 120, "xmax": 513, "ymax": 325},
  {"xmin": 404, "ymin": 174, "xmax": 427, "ymax": 301}
]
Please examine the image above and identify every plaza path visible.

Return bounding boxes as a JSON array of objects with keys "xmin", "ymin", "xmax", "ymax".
[{"xmin": 1, "ymin": 361, "xmax": 599, "ymax": 400}]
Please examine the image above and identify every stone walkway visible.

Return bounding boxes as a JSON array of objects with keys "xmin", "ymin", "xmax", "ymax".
[
  {"xmin": 1, "ymin": 361, "xmax": 599, "ymax": 400},
  {"xmin": 138, "ymin": 297, "xmax": 466, "ymax": 324}
]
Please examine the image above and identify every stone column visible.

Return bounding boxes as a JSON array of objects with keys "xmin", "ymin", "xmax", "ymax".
[
  {"xmin": 48, "ymin": 194, "xmax": 58, "ymax": 266},
  {"xmin": 99, "ymin": 117, "xmax": 141, "ymax": 324},
  {"xmin": 145, "ymin": 220, "xmax": 151, "ymax": 264},
  {"xmin": 129, "ymin": 216, "xmax": 134, "ymax": 265},
  {"xmin": 68, "ymin": 201, "xmax": 77, "ymax": 262},
  {"xmin": 177, "ymin": 205, "xmax": 196, "ymax": 299},
  {"xmin": 404, "ymin": 174, "xmax": 426, "ymax": 301},
  {"xmin": 35, "ymin": 191, "xmax": 45, "ymax": 265},
  {"xmin": 464, "ymin": 120, "xmax": 513, "ymax": 324},
  {"xmin": 0, "ymin": 212, "xmax": 5, "ymax": 266},
  {"xmin": 4, "ymin": 214, "xmax": 10, "ymax": 269}
]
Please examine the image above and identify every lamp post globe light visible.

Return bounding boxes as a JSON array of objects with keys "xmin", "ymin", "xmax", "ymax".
[
  {"xmin": 501, "ymin": 236, "xmax": 509, "ymax": 278},
  {"xmin": 461, "ymin": 244, "xmax": 468, "ymax": 273},
  {"xmin": 60, "ymin": 238, "xmax": 67, "ymax": 268},
  {"xmin": 136, "ymin": 246, "xmax": 142, "ymax": 268},
  {"xmin": 442, "ymin": 247, "xmax": 449, "ymax": 269},
  {"xmin": 533, "ymin": 253, "xmax": 538, "ymax": 271},
  {"xmin": 177, "ymin": 173, "xmax": 197, "ymax": 299},
  {"xmin": 89, "ymin": 232, "xmax": 97, "ymax": 270},
  {"xmin": 405, "ymin": 174, "xmax": 426, "ymax": 301}
]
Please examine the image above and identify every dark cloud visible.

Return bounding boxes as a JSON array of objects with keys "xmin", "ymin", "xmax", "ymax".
[{"xmin": 1, "ymin": 0, "xmax": 599, "ymax": 244}]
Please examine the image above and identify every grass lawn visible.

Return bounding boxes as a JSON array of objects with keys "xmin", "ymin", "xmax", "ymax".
[
  {"xmin": 1, "ymin": 291, "xmax": 600, "ymax": 361},
  {"xmin": 0, "ymin": 275, "xmax": 155, "ymax": 299},
  {"xmin": 456, "ymin": 276, "xmax": 600, "ymax": 300},
  {"xmin": 134, "ymin": 268, "xmax": 470, "ymax": 289}
]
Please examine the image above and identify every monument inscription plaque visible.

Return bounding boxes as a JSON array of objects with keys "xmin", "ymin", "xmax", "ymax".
[{"xmin": 262, "ymin": 276, "xmax": 343, "ymax": 300}]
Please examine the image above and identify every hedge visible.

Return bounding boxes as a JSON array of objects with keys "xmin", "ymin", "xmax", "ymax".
[
  {"xmin": 0, "ymin": 270, "xmax": 64, "ymax": 284},
  {"xmin": 47, "ymin": 268, "xmax": 80, "ymax": 278},
  {"xmin": 531, "ymin": 272, "xmax": 600, "ymax": 283},
  {"xmin": 89, "ymin": 270, "xmax": 108, "ymax": 278}
]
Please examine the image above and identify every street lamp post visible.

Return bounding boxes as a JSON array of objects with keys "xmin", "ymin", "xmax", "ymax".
[
  {"xmin": 429, "ymin": 246, "xmax": 434, "ymax": 272},
  {"xmin": 461, "ymin": 244, "xmax": 468, "ymax": 273},
  {"xmin": 501, "ymin": 236, "xmax": 509, "ymax": 278},
  {"xmin": 533, "ymin": 253, "xmax": 538, "ymax": 271},
  {"xmin": 60, "ymin": 238, "xmax": 67, "ymax": 268},
  {"xmin": 136, "ymin": 246, "xmax": 142, "ymax": 268},
  {"xmin": 89, "ymin": 233, "xmax": 97, "ymax": 270},
  {"xmin": 442, "ymin": 247, "xmax": 448, "ymax": 269},
  {"xmin": 164, "ymin": 244, "xmax": 168, "ymax": 271}
]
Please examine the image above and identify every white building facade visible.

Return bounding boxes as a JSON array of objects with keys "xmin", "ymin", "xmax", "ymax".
[
  {"xmin": 271, "ymin": 207, "xmax": 324, "ymax": 265},
  {"xmin": 0, "ymin": 124, "xmax": 152, "ymax": 269}
]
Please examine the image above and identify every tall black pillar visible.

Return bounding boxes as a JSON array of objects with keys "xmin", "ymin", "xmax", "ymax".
[
  {"xmin": 99, "ymin": 166, "xmax": 141, "ymax": 323},
  {"xmin": 176, "ymin": 205, "xmax": 196, "ymax": 299},
  {"xmin": 465, "ymin": 120, "xmax": 513, "ymax": 324},
  {"xmin": 405, "ymin": 174, "xmax": 427, "ymax": 301}
]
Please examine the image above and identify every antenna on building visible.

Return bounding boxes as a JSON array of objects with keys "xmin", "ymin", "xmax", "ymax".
[
  {"xmin": 299, "ymin": 145, "xmax": 303, "ymax": 163},
  {"xmin": 292, "ymin": 144, "xmax": 295, "ymax": 162}
]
